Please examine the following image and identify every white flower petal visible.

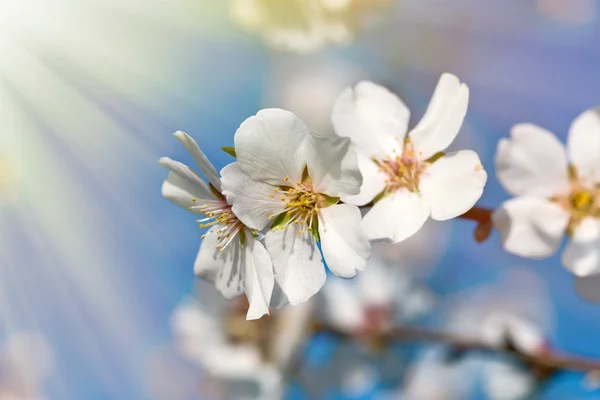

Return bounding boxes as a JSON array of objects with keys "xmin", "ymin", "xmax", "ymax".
[
  {"xmin": 483, "ymin": 361, "xmax": 535, "ymax": 400},
  {"xmin": 495, "ymin": 123, "xmax": 569, "ymax": 197},
  {"xmin": 567, "ymin": 107, "xmax": 600, "ymax": 184},
  {"xmin": 362, "ymin": 191, "xmax": 430, "ymax": 243},
  {"xmin": 492, "ymin": 197, "xmax": 569, "ymax": 259},
  {"xmin": 409, "ymin": 73, "xmax": 469, "ymax": 160},
  {"xmin": 562, "ymin": 217, "xmax": 600, "ymax": 277},
  {"xmin": 220, "ymin": 162, "xmax": 286, "ymax": 230},
  {"xmin": 341, "ymin": 154, "xmax": 386, "ymax": 206},
  {"xmin": 195, "ymin": 236, "xmax": 246, "ymax": 300},
  {"xmin": 173, "ymin": 131, "xmax": 222, "ymax": 191},
  {"xmin": 331, "ymin": 81, "xmax": 408, "ymax": 159},
  {"xmin": 575, "ymin": 274, "xmax": 600, "ymax": 304},
  {"xmin": 305, "ymin": 134, "xmax": 362, "ymax": 197},
  {"xmin": 318, "ymin": 204, "xmax": 371, "ymax": 278},
  {"xmin": 265, "ymin": 225, "xmax": 325, "ymax": 306},
  {"xmin": 159, "ymin": 157, "xmax": 215, "ymax": 211},
  {"xmin": 419, "ymin": 150, "xmax": 487, "ymax": 221},
  {"xmin": 194, "ymin": 226, "xmax": 222, "ymax": 284},
  {"xmin": 321, "ymin": 279, "xmax": 365, "ymax": 332},
  {"xmin": 235, "ymin": 108, "xmax": 308, "ymax": 186},
  {"xmin": 244, "ymin": 235, "xmax": 275, "ymax": 320}
]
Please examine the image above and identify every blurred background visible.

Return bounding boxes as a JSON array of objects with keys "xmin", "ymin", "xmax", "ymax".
[{"xmin": 2, "ymin": 0, "xmax": 600, "ymax": 398}]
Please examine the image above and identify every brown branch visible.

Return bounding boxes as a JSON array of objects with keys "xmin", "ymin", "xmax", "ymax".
[
  {"xmin": 458, "ymin": 206, "xmax": 494, "ymax": 243},
  {"xmin": 319, "ymin": 324, "xmax": 600, "ymax": 374}
]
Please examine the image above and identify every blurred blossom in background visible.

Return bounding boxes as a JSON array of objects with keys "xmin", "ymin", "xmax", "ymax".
[{"xmin": 2, "ymin": 0, "xmax": 600, "ymax": 399}]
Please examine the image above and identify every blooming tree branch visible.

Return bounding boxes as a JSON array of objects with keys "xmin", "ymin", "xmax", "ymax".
[{"xmin": 318, "ymin": 323, "xmax": 600, "ymax": 374}]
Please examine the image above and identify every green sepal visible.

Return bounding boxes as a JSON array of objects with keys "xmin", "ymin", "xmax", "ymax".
[
  {"xmin": 222, "ymin": 146, "xmax": 237, "ymax": 158},
  {"xmin": 239, "ymin": 229, "xmax": 246, "ymax": 246},
  {"xmin": 426, "ymin": 151, "xmax": 445, "ymax": 164},
  {"xmin": 371, "ymin": 190, "xmax": 388, "ymax": 205},
  {"xmin": 310, "ymin": 216, "xmax": 321, "ymax": 243},
  {"xmin": 317, "ymin": 193, "xmax": 340, "ymax": 209},
  {"xmin": 250, "ymin": 229, "xmax": 260, "ymax": 238},
  {"xmin": 270, "ymin": 212, "xmax": 293, "ymax": 231}
]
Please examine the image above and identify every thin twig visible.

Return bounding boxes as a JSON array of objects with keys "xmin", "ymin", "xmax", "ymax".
[{"xmin": 319, "ymin": 325, "xmax": 600, "ymax": 373}]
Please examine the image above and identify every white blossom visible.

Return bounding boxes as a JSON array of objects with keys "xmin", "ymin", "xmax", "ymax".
[
  {"xmin": 319, "ymin": 251, "xmax": 434, "ymax": 335},
  {"xmin": 168, "ymin": 282, "xmax": 314, "ymax": 400},
  {"xmin": 493, "ymin": 107, "xmax": 600, "ymax": 277},
  {"xmin": 331, "ymin": 73, "xmax": 487, "ymax": 243},
  {"xmin": 159, "ymin": 131, "xmax": 274, "ymax": 320},
  {"xmin": 401, "ymin": 347, "xmax": 479, "ymax": 400},
  {"xmin": 220, "ymin": 108, "xmax": 371, "ymax": 306},
  {"xmin": 445, "ymin": 269, "xmax": 552, "ymax": 400},
  {"xmin": 229, "ymin": 0, "xmax": 389, "ymax": 53}
]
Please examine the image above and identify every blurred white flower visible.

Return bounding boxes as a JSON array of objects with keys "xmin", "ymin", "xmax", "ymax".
[
  {"xmin": 401, "ymin": 347, "xmax": 479, "ymax": 400},
  {"xmin": 168, "ymin": 282, "xmax": 314, "ymax": 399},
  {"xmin": 229, "ymin": 0, "xmax": 389, "ymax": 52},
  {"xmin": 448, "ymin": 269, "xmax": 552, "ymax": 355},
  {"xmin": 159, "ymin": 130, "xmax": 274, "ymax": 320},
  {"xmin": 0, "ymin": 332, "xmax": 54, "ymax": 400},
  {"xmin": 264, "ymin": 58, "xmax": 367, "ymax": 135},
  {"xmin": 221, "ymin": 108, "xmax": 370, "ymax": 306},
  {"xmin": 443, "ymin": 269, "xmax": 552, "ymax": 400},
  {"xmin": 319, "ymin": 251, "xmax": 434, "ymax": 335},
  {"xmin": 493, "ymin": 107, "xmax": 600, "ymax": 277},
  {"xmin": 332, "ymin": 73, "xmax": 487, "ymax": 243}
]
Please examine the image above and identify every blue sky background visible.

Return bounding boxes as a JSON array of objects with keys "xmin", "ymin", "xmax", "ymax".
[{"xmin": 2, "ymin": 0, "xmax": 600, "ymax": 398}]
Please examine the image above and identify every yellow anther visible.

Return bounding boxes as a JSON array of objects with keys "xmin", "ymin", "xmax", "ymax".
[
  {"xmin": 284, "ymin": 177, "xmax": 289, "ymax": 181},
  {"xmin": 192, "ymin": 198, "xmax": 196, "ymax": 202},
  {"xmin": 268, "ymin": 215, "xmax": 274, "ymax": 220},
  {"xmin": 269, "ymin": 194, "xmax": 275, "ymax": 198},
  {"xmin": 274, "ymin": 189, "xmax": 279, "ymax": 193}
]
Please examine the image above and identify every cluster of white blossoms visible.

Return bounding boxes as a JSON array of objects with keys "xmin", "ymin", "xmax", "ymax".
[
  {"xmin": 229, "ymin": 0, "xmax": 389, "ymax": 52},
  {"xmin": 493, "ymin": 108, "xmax": 600, "ymax": 278},
  {"xmin": 160, "ymin": 73, "xmax": 486, "ymax": 320}
]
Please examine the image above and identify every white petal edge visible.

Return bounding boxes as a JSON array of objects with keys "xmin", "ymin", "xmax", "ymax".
[
  {"xmin": 159, "ymin": 157, "xmax": 215, "ymax": 211},
  {"xmin": 220, "ymin": 162, "xmax": 286, "ymax": 230},
  {"xmin": 419, "ymin": 150, "xmax": 487, "ymax": 221},
  {"xmin": 495, "ymin": 123, "xmax": 569, "ymax": 197},
  {"xmin": 341, "ymin": 154, "xmax": 387, "ymax": 206},
  {"xmin": 492, "ymin": 197, "xmax": 569, "ymax": 259},
  {"xmin": 567, "ymin": 107, "xmax": 600, "ymax": 184},
  {"xmin": 562, "ymin": 217, "xmax": 600, "ymax": 277},
  {"xmin": 244, "ymin": 235, "xmax": 275, "ymax": 320},
  {"xmin": 318, "ymin": 204, "xmax": 371, "ymax": 278},
  {"xmin": 194, "ymin": 226, "xmax": 223, "ymax": 284},
  {"xmin": 195, "ymin": 233, "xmax": 246, "ymax": 300},
  {"xmin": 331, "ymin": 81, "xmax": 408, "ymax": 159},
  {"xmin": 265, "ymin": 224, "xmax": 325, "ymax": 306},
  {"xmin": 173, "ymin": 131, "xmax": 222, "ymax": 191},
  {"xmin": 234, "ymin": 108, "xmax": 308, "ymax": 186},
  {"xmin": 409, "ymin": 73, "xmax": 469, "ymax": 160},
  {"xmin": 305, "ymin": 134, "xmax": 362, "ymax": 197},
  {"xmin": 362, "ymin": 190, "xmax": 430, "ymax": 243}
]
